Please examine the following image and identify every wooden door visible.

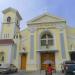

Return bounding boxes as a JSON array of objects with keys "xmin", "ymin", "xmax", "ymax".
[
  {"xmin": 41, "ymin": 53, "xmax": 55, "ymax": 70},
  {"xmin": 21, "ymin": 54, "xmax": 26, "ymax": 70}
]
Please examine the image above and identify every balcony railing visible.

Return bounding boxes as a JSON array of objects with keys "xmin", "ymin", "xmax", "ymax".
[
  {"xmin": 0, "ymin": 33, "xmax": 13, "ymax": 39},
  {"xmin": 0, "ymin": 33, "xmax": 21, "ymax": 39}
]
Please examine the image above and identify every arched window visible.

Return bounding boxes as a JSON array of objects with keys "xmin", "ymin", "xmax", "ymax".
[
  {"xmin": 7, "ymin": 16, "xmax": 11, "ymax": 23},
  {"xmin": 41, "ymin": 32, "xmax": 53, "ymax": 48}
]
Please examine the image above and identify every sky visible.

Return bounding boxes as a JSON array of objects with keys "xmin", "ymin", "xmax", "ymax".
[{"xmin": 0, "ymin": 0, "xmax": 75, "ymax": 31}]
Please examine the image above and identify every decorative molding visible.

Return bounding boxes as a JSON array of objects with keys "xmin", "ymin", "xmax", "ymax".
[
  {"xmin": 28, "ymin": 22, "xmax": 65, "ymax": 30},
  {"xmin": 2, "ymin": 22, "xmax": 16, "ymax": 24}
]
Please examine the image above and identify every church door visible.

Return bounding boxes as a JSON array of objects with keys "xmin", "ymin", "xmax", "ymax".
[
  {"xmin": 21, "ymin": 54, "xmax": 26, "ymax": 70},
  {"xmin": 41, "ymin": 52, "xmax": 55, "ymax": 70}
]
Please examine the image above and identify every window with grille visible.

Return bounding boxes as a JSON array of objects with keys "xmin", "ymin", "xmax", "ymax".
[{"xmin": 41, "ymin": 32, "xmax": 53, "ymax": 48}]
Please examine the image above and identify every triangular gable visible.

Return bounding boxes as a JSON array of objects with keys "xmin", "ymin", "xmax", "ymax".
[{"xmin": 27, "ymin": 13, "xmax": 65, "ymax": 24}]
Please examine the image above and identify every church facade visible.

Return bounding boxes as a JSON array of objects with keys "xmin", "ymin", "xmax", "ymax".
[{"xmin": 0, "ymin": 7, "xmax": 75, "ymax": 71}]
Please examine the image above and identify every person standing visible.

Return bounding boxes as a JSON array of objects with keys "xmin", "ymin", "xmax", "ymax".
[{"xmin": 46, "ymin": 64, "xmax": 54, "ymax": 75}]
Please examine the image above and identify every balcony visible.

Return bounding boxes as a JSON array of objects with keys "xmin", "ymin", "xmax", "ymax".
[
  {"xmin": 0, "ymin": 33, "xmax": 21, "ymax": 39},
  {"xmin": 0, "ymin": 33, "xmax": 13, "ymax": 39}
]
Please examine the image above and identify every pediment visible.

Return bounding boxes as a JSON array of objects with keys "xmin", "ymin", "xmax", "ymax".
[{"xmin": 27, "ymin": 13, "xmax": 65, "ymax": 24}]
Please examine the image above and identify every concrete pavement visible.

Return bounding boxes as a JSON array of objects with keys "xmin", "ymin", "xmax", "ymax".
[{"xmin": 8, "ymin": 70, "xmax": 64, "ymax": 75}]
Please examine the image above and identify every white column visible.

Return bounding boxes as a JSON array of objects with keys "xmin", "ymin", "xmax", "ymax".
[
  {"xmin": 8, "ymin": 45, "xmax": 12, "ymax": 64},
  {"xmin": 36, "ymin": 52, "xmax": 41, "ymax": 70},
  {"xmin": 55, "ymin": 52, "xmax": 61, "ymax": 71},
  {"xmin": 53, "ymin": 33, "xmax": 56, "ymax": 48},
  {"xmin": 30, "ymin": 31, "xmax": 34, "ymax": 60},
  {"xmin": 28, "ymin": 27, "xmax": 37, "ymax": 71},
  {"xmin": 38, "ymin": 33, "xmax": 41, "ymax": 50}
]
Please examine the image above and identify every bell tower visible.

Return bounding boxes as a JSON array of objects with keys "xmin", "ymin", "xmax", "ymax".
[{"xmin": 1, "ymin": 7, "xmax": 22, "ymax": 39}]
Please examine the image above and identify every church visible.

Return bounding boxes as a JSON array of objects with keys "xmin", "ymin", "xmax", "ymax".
[{"xmin": 0, "ymin": 7, "xmax": 75, "ymax": 71}]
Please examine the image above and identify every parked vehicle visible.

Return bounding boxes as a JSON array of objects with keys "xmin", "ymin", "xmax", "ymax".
[
  {"xmin": 61, "ymin": 61, "xmax": 75, "ymax": 75},
  {"xmin": 0, "ymin": 63, "xmax": 18, "ymax": 74}
]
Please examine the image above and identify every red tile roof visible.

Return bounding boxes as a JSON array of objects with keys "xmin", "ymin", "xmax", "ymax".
[{"xmin": 0, "ymin": 39, "xmax": 14, "ymax": 44}]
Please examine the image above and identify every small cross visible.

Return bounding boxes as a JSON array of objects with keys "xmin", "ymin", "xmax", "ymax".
[{"xmin": 46, "ymin": 33, "xmax": 49, "ymax": 48}]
